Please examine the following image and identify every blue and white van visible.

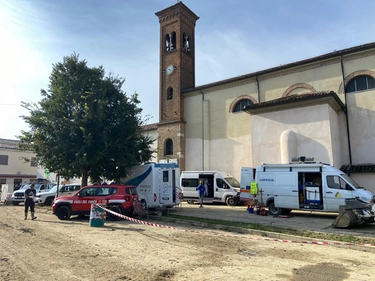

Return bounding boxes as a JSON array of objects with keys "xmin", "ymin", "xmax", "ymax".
[
  {"xmin": 240, "ymin": 162, "xmax": 374, "ymax": 216},
  {"xmin": 123, "ymin": 162, "xmax": 181, "ymax": 210}
]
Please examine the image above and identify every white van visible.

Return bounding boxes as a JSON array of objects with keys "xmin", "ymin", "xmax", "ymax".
[
  {"xmin": 181, "ymin": 171, "xmax": 241, "ymax": 206},
  {"xmin": 123, "ymin": 162, "xmax": 181, "ymax": 210},
  {"xmin": 240, "ymin": 161, "xmax": 374, "ymax": 215}
]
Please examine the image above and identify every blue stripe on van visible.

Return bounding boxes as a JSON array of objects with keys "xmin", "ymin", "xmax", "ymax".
[
  {"xmin": 123, "ymin": 166, "xmax": 152, "ymax": 186},
  {"xmin": 154, "ymin": 163, "xmax": 179, "ymax": 168}
]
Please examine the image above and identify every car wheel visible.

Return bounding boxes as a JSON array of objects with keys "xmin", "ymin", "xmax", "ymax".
[
  {"xmin": 44, "ymin": 197, "xmax": 54, "ymax": 206},
  {"xmin": 56, "ymin": 206, "xmax": 71, "ymax": 220},
  {"xmin": 106, "ymin": 206, "xmax": 121, "ymax": 221},
  {"xmin": 12, "ymin": 202, "xmax": 20, "ymax": 206},
  {"xmin": 226, "ymin": 197, "xmax": 236, "ymax": 206},
  {"xmin": 187, "ymin": 199, "xmax": 195, "ymax": 205},
  {"xmin": 268, "ymin": 202, "xmax": 283, "ymax": 216}
]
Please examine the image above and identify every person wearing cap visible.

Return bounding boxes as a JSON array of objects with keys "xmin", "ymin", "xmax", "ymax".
[{"xmin": 24, "ymin": 183, "xmax": 37, "ymax": 220}]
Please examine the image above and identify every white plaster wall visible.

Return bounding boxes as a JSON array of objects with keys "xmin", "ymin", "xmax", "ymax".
[
  {"xmin": 0, "ymin": 149, "xmax": 37, "ymax": 176},
  {"xmin": 327, "ymin": 106, "xmax": 345, "ymax": 167},
  {"xmin": 346, "ymin": 89, "xmax": 375, "ymax": 164},
  {"xmin": 250, "ymin": 104, "xmax": 338, "ymax": 167},
  {"xmin": 350, "ymin": 173, "xmax": 375, "ymax": 194},
  {"xmin": 184, "ymin": 83, "xmax": 255, "ymax": 180},
  {"xmin": 342, "ymin": 55, "xmax": 375, "ymax": 82},
  {"xmin": 260, "ymin": 62, "xmax": 343, "ymax": 101},
  {"xmin": 163, "ymin": 48, "xmax": 375, "ymax": 186}
]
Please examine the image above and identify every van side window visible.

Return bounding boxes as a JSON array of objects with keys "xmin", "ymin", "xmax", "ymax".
[
  {"xmin": 182, "ymin": 179, "xmax": 198, "ymax": 187},
  {"xmin": 216, "ymin": 179, "xmax": 228, "ymax": 189},
  {"xmin": 326, "ymin": 176, "xmax": 341, "ymax": 189}
]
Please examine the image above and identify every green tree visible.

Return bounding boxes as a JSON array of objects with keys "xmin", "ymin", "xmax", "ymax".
[{"xmin": 19, "ymin": 53, "xmax": 154, "ymax": 186}]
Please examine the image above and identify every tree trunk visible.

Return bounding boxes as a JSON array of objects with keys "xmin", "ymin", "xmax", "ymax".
[{"xmin": 81, "ymin": 167, "xmax": 89, "ymax": 187}]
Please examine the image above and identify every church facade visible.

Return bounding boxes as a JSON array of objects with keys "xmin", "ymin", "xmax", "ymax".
[{"xmin": 142, "ymin": 2, "xmax": 375, "ymax": 193}]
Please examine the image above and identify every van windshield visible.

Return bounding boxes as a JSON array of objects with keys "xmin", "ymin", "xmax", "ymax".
[
  {"xmin": 341, "ymin": 174, "xmax": 364, "ymax": 189},
  {"xmin": 224, "ymin": 177, "xmax": 240, "ymax": 188}
]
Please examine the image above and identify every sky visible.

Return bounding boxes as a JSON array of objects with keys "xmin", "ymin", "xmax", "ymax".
[{"xmin": 1, "ymin": 0, "xmax": 375, "ymax": 140}]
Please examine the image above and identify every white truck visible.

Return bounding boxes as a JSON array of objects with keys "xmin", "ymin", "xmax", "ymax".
[
  {"xmin": 180, "ymin": 171, "xmax": 241, "ymax": 206},
  {"xmin": 240, "ymin": 161, "xmax": 374, "ymax": 216},
  {"xmin": 123, "ymin": 162, "xmax": 181, "ymax": 210}
]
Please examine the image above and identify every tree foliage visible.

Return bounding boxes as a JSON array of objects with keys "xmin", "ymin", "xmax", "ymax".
[{"xmin": 19, "ymin": 54, "xmax": 155, "ymax": 186}]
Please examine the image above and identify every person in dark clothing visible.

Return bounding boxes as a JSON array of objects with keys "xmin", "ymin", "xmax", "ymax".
[
  {"xmin": 196, "ymin": 180, "xmax": 206, "ymax": 208},
  {"xmin": 24, "ymin": 183, "xmax": 37, "ymax": 220}
]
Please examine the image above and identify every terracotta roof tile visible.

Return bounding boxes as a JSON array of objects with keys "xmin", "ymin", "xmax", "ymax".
[
  {"xmin": 340, "ymin": 164, "xmax": 375, "ymax": 173},
  {"xmin": 243, "ymin": 91, "xmax": 345, "ymax": 114}
]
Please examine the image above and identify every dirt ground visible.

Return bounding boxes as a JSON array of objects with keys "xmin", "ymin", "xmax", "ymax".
[{"xmin": 1, "ymin": 204, "xmax": 375, "ymax": 281}]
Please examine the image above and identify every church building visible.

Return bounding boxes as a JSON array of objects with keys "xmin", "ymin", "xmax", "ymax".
[{"xmin": 142, "ymin": 2, "xmax": 375, "ymax": 193}]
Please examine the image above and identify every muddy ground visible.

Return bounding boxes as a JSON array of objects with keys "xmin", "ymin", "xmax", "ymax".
[{"xmin": 0, "ymin": 204, "xmax": 374, "ymax": 281}]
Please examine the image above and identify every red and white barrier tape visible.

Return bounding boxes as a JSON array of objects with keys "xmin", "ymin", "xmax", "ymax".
[{"xmin": 97, "ymin": 204, "xmax": 375, "ymax": 249}]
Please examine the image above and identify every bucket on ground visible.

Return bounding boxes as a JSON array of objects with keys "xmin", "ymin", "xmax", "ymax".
[
  {"xmin": 247, "ymin": 205, "xmax": 254, "ymax": 214},
  {"xmin": 89, "ymin": 204, "xmax": 106, "ymax": 227}
]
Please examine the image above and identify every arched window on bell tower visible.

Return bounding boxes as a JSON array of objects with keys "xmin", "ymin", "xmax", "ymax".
[
  {"xmin": 165, "ymin": 34, "xmax": 170, "ymax": 52},
  {"xmin": 167, "ymin": 87, "xmax": 173, "ymax": 100},
  {"xmin": 183, "ymin": 32, "xmax": 190, "ymax": 53},
  {"xmin": 165, "ymin": 139, "xmax": 173, "ymax": 155},
  {"xmin": 165, "ymin": 32, "xmax": 176, "ymax": 52}
]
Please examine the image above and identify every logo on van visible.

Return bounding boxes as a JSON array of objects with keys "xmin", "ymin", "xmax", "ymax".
[{"xmin": 259, "ymin": 178, "xmax": 274, "ymax": 182}]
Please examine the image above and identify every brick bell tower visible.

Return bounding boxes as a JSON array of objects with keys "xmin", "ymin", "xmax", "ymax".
[{"xmin": 155, "ymin": 2, "xmax": 199, "ymax": 172}]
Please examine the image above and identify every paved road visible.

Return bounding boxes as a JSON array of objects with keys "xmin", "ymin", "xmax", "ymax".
[{"xmin": 167, "ymin": 202, "xmax": 375, "ymax": 239}]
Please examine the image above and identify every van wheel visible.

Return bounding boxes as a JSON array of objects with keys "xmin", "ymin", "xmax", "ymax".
[
  {"xmin": 268, "ymin": 202, "xmax": 283, "ymax": 216},
  {"xmin": 106, "ymin": 206, "xmax": 121, "ymax": 221},
  {"xmin": 141, "ymin": 200, "xmax": 148, "ymax": 210},
  {"xmin": 56, "ymin": 206, "xmax": 71, "ymax": 220},
  {"xmin": 226, "ymin": 197, "xmax": 236, "ymax": 206},
  {"xmin": 187, "ymin": 199, "xmax": 195, "ymax": 205}
]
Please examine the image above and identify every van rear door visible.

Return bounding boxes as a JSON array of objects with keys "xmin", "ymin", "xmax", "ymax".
[
  {"xmin": 273, "ymin": 173, "xmax": 299, "ymax": 209},
  {"xmin": 159, "ymin": 169, "xmax": 174, "ymax": 205}
]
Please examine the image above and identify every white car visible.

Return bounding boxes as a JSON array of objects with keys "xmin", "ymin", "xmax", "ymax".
[
  {"xmin": 35, "ymin": 184, "xmax": 81, "ymax": 206},
  {"xmin": 10, "ymin": 181, "xmax": 55, "ymax": 206}
]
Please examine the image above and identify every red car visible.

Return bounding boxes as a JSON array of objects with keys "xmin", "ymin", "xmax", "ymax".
[{"xmin": 52, "ymin": 184, "xmax": 139, "ymax": 220}]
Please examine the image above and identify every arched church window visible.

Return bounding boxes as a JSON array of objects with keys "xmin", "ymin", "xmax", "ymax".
[
  {"xmin": 346, "ymin": 75, "xmax": 375, "ymax": 93},
  {"xmin": 233, "ymin": 99, "xmax": 253, "ymax": 112},
  {"xmin": 167, "ymin": 87, "xmax": 173, "ymax": 100},
  {"xmin": 165, "ymin": 139, "xmax": 173, "ymax": 156},
  {"xmin": 183, "ymin": 32, "xmax": 190, "ymax": 53}
]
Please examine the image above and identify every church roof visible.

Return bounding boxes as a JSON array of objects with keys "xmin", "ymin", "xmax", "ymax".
[
  {"xmin": 141, "ymin": 123, "xmax": 158, "ymax": 131},
  {"xmin": 183, "ymin": 41, "xmax": 375, "ymax": 93},
  {"xmin": 340, "ymin": 164, "xmax": 375, "ymax": 174},
  {"xmin": 243, "ymin": 91, "xmax": 345, "ymax": 114}
]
